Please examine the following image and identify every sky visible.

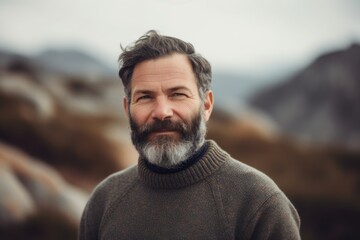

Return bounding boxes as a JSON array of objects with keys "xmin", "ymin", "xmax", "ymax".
[{"xmin": 1, "ymin": 0, "xmax": 360, "ymax": 77}]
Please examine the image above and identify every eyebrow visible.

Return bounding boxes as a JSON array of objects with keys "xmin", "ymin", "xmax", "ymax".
[
  {"xmin": 167, "ymin": 86, "xmax": 192, "ymax": 93},
  {"xmin": 133, "ymin": 89, "xmax": 153, "ymax": 95},
  {"xmin": 133, "ymin": 86, "xmax": 192, "ymax": 96}
]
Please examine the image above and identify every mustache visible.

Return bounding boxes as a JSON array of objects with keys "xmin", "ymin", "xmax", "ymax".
[{"xmin": 138, "ymin": 119, "xmax": 188, "ymax": 136}]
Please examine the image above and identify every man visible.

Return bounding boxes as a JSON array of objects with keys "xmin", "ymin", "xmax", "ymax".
[{"xmin": 79, "ymin": 30, "xmax": 301, "ymax": 240}]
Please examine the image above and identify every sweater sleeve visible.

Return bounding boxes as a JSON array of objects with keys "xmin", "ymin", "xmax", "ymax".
[
  {"xmin": 78, "ymin": 167, "xmax": 138, "ymax": 240},
  {"xmin": 78, "ymin": 178, "xmax": 112, "ymax": 240},
  {"xmin": 78, "ymin": 198, "xmax": 100, "ymax": 240},
  {"xmin": 241, "ymin": 192, "xmax": 301, "ymax": 240}
]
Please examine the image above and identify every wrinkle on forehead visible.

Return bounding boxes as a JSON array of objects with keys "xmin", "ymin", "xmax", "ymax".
[
  {"xmin": 132, "ymin": 72, "xmax": 192, "ymax": 83},
  {"xmin": 132, "ymin": 54, "xmax": 195, "ymax": 82}
]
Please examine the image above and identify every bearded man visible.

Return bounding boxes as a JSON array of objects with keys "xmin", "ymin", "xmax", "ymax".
[{"xmin": 79, "ymin": 30, "xmax": 301, "ymax": 240}]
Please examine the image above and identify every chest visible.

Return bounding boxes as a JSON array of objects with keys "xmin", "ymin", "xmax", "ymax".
[{"xmin": 99, "ymin": 182, "xmax": 229, "ymax": 240}]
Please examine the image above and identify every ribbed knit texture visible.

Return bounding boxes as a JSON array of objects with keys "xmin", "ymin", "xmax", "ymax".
[{"xmin": 79, "ymin": 140, "xmax": 301, "ymax": 240}]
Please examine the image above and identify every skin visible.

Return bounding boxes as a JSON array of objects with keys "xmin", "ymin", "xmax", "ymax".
[{"xmin": 123, "ymin": 53, "xmax": 214, "ymax": 141}]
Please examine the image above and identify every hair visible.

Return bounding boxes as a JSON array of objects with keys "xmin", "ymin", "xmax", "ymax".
[{"xmin": 118, "ymin": 30, "xmax": 212, "ymax": 101}]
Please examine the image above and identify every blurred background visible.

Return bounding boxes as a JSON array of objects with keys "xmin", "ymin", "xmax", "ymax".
[{"xmin": 1, "ymin": 0, "xmax": 360, "ymax": 239}]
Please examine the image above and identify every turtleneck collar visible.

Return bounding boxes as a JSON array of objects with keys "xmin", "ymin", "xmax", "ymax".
[
  {"xmin": 144, "ymin": 142, "xmax": 209, "ymax": 174},
  {"xmin": 138, "ymin": 140, "xmax": 229, "ymax": 189}
]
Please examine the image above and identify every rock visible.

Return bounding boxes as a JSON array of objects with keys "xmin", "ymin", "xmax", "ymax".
[
  {"xmin": 0, "ymin": 73, "xmax": 55, "ymax": 120},
  {"xmin": 0, "ymin": 167, "xmax": 36, "ymax": 224},
  {"xmin": 0, "ymin": 142, "xmax": 88, "ymax": 226}
]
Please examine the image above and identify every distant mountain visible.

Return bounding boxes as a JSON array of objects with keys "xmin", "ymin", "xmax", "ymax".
[
  {"xmin": 0, "ymin": 48, "xmax": 117, "ymax": 78},
  {"xmin": 0, "ymin": 49, "xmax": 24, "ymax": 65},
  {"xmin": 211, "ymin": 72, "xmax": 268, "ymax": 114},
  {"xmin": 249, "ymin": 43, "xmax": 360, "ymax": 148},
  {"xmin": 35, "ymin": 49, "xmax": 117, "ymax": 77},
  {"xmin": 212, "ymin": 72, "xmax": 262, "ymax": 100},
  {"xmin": 0, "ymin": 49, "xmax": 38, "ymax": 75}
]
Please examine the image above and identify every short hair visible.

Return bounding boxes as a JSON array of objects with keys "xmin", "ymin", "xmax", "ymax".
[{"xmin": 118, "ymin": 30, "xmax": 212, "ymax": 101}]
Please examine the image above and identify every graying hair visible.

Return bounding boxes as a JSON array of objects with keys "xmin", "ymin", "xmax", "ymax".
[{"xmin": 118, "ymin": 30, "xmax": 212, "ymax": 102}]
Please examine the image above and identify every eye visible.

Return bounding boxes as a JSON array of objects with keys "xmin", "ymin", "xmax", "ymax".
[
  {"xmin": 171, "ymin": 92, "xmax": 188, "ymax": 98},
  {"xmin": 136, "ymin": 95, "xmax": 151, "ymax": 102}
]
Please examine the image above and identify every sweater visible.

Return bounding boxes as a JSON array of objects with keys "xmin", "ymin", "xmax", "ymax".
[{"xmin": 79, "ymin": 140, "xmax": 301, "ymax": 240}]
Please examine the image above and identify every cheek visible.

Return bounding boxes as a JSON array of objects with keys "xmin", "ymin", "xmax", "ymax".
[
  {"xmin": 130, "ymin": 107, "xmax": 149, "ymax": 125},
  {"xmin": 174, "ymin": 102, "xmax": 201, "ymax": 120}
]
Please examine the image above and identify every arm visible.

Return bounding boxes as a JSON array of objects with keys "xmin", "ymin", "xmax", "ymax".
[
  {"xmin": 78, "ymin": 200, "xmax": 99, "ymax": 240},
  {"xmin": 241, "ymin": 192, "xmax": 301, "ymax": 240}
]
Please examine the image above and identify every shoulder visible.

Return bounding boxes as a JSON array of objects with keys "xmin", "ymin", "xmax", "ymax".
[
  {"xmin": 211, "ymin": 156, "xmax": 300, "ymax": 238},
  {"xmin": 79, "ymin": 165, "xmax": 139, "ymax": 240},
  {"xmin": 82, "ymin": 165, "xmax": 138, "ymax": 222},
  {"xmin": 216, "ymin": 157, "xmax": 280, "ymax": 198},
  {"xmin": 90, "ymin": 165, "xmax": 138, "ymax": 205},
  {"xmin": 205, "ymin": 140, "xmax": 281, "ymax": 199},
  {"xmin": 96, "ymin": 164, "xmax": 138, "ymax": 191}
]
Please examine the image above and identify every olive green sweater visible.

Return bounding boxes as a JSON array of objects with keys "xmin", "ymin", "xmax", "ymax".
[{"xmin": 79, "ymin": 140, "xmax": 300, "ymax": 239}]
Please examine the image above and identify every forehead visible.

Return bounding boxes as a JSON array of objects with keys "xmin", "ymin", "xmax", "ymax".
[{"xmin": 131, "ymin": 54, "xmax": 197, "ymax": 89}]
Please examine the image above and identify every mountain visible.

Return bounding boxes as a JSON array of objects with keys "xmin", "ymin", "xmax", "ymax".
[
  {"xmin": 35, "ymin": 49, "xmax": 117, "ymax": 77},
  {"xmin": 212, "ymin": 72, "xmax": 262, "ymax": 102},
  {"xmin": 211, "ymin": 71, "xmax": 273, "ymax": 117},
  {"xmin": 0, "ymin": 48, "xmax": 117, "ymax": 78},
  {"xmin": 249, "ymin": 43, "xmax": 360, "ymax": 148}
]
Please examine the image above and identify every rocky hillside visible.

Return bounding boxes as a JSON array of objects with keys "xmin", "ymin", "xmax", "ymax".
[
  {"xmin": 0, "ymin": 49, "xmax": 139, "ymax": 239},
  {"xmin": 250, "ymin": 43, "xmax": 360, "ymax": 148},
  {"xmin": 0, "ymin": 52, "xmax": 138, "ymax": 184},
  {"xmin": 0, "ymin": 143, "xmax": 88, "ymax": 240}
]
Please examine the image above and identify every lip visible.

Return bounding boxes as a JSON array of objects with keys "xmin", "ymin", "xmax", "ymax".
[
  {"xmin": 149, "ymin": 131, "xmax": 179, "ymax": 139},
  {"xmin": 151, "ymin": 131, "xmax": 177, "ymax": 136}
]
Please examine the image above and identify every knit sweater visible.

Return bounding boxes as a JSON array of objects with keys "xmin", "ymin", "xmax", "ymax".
[{"xmin": 79, "ymin": 140, "xmax": 301, "ymax": 240}]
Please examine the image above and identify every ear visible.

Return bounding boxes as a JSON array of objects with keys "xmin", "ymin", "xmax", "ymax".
[
  {"xmin": 203, "ymin": 90, "xmax": 214, "ymax": 121},
  {"xmin": 123, "ymin": 96, "xmax": 129, "ymax": 117}
]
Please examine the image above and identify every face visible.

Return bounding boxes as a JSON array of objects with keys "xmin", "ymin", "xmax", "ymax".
[{"xmin": 123, "ymin": 53, "xmax": 214, "ymax": 168}]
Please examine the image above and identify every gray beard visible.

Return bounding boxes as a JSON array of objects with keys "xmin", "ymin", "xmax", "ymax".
[
  {"xmin": 141, "ymin": 136, "xmax": 195, "ymax": 168},
  {"xmin": 129, "ymin": 109, "xmax": 207, "ymax": 169}
]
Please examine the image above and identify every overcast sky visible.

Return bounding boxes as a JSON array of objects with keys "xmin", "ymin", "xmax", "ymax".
[{"xmin": 1, "ymin": 0, "xmax": 360, "ymax": 76}]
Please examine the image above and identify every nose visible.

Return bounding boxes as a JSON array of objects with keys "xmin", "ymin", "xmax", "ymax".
[{"xmin": 151, "ymin": 97, "xmax": 173, "ymax": 121}]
